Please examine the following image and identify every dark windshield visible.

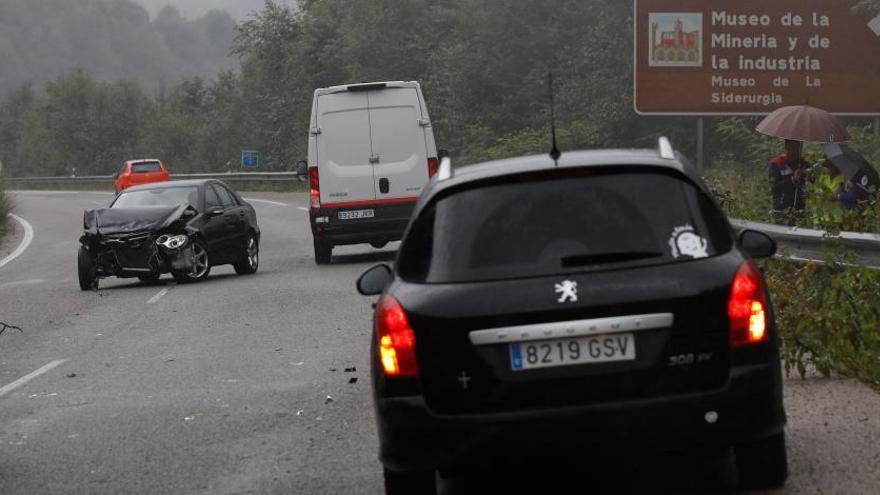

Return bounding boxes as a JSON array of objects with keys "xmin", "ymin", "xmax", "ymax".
[
  {"xmin": 398, "ymin": 171, "xmax": 731, "ymax": 283},
  {"xmin": 131, "ymin": 162, "xmax": 162, "ymax": 173},
  {"xmin": 112, "ymin": 186, "xmax": 199, "ymax": 210}
]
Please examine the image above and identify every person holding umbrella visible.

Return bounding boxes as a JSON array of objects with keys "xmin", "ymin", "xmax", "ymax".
[
  {"xmin": 757, "ymin": 105, "xmax": 850, "ymax": 225},
  {"xmin": 822, "ymin": 142, "xmax": 879, "ymax": 207},
  {"xmin": 767, "ymin": 139, "xmax": 809, "ymax": 224}
]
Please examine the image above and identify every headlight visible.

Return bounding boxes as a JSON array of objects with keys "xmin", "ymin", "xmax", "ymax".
[{"xmin": 156, "ymin": 234, "xmax": 188, "ymax": 250}]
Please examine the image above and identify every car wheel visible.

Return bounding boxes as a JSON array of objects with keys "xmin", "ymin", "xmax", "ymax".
[
  {"xmin": 234, "ymin": 233, "xmax": 259, "ymax": 275},
  {"xmin": 735, "ymin": 432, "xmax": 788, "ymax": 489},
  {"xmin": 77, "ymin": 247, "xmax": 99, "ymax": 291},
  {"xmin": 383, "ymin": 468, "xmax": 436, "ymax": 495},
  {"xmin": 370, "ymin": 241, "xmax": 388, "ymax": 249},
  {"xmin": 314, "ymin": 238, "xmax": 332, "ymax": 265},
  {"xmin": 172, "ymin": 240, "xmax": 211, "ymax": 283}
]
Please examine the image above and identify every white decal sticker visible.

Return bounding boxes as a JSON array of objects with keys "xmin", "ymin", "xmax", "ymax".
[
  {"xmin": 669, "ymin": 225, "xmax": 709, "ymax": 259},
  {"xmin": 555, "ymin": 280, "xmax": 578, "ymax": 303},
  {"xmin": 869, "ymin": 14, "xmax": 880, "ymax": 37}
]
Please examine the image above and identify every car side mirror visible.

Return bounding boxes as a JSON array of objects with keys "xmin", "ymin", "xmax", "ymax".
[
  {"xmin": 739, "ymin": 230, "xmax": 777, "ymax": 259},
  {"xmin": 208, "ymin": 207, "xmax": 224, "ymax": 217},
  {"xmin": 296, "ymin": 161, "xmax": 308, "ymax": 182},
  {"xmin": 357, "ymin": 264, "xmax": 393, "ymax": 296}
]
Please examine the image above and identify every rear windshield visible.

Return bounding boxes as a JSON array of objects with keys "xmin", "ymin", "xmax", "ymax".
[
  {"xmin": 131, "ymin": 162, "xmax": 162, "ymax": 173},
  {"xmin": 112, "ymin": 186, "xmax": 199, "ymax": 210},
  {"xmin": 398, "ymin": 171, "xmax": 731, "ymax": 283}
]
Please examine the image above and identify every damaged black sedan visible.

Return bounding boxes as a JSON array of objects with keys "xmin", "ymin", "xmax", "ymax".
[{"xmin": 78, "ymin": 179, "xmax": 260, "ymax": 290}]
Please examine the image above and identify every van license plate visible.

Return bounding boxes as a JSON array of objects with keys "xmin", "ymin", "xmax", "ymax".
[
  {"xmin": 510, "ymin": 334, "xmax": 635, "ymax": 371},
  {"xmin": 338, "ymin": 209, "xmax": 375, "ymax": 220}
]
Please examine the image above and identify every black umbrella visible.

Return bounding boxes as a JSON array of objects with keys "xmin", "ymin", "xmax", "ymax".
[{"xmin": 822, "ymin": 143, "xmax": 880, "ymax": 191}]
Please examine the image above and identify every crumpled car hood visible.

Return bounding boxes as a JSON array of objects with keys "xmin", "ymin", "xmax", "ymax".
[{"xmin": 83, "ymin": 204, "xmax": 196, "ymax": 235}]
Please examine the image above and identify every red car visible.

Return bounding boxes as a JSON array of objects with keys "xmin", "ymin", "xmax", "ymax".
[{"xmin": 114, "ymin": 159, "xmax": 170, "ymax": 194}]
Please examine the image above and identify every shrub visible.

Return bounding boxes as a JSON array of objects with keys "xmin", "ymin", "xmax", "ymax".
[{"xmin": 764, "ymin": 255, "xmax": 880, "ymax": 391}]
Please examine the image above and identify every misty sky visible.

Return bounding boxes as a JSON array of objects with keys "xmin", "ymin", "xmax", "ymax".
[{"xmin": 136, "ymin": 0, "xmax": 297, "ymax": 20}]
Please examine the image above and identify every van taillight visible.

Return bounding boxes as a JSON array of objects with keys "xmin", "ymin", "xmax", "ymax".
[
  {"xmin": 427, "ymin": 157, "xmax": 439, "ymax": 178},
  {"xmin": 309, "ymin": 167, "xmax": 320, "ymax": 209},
  {"xmin": 728, "ymin": 261, "xmax": 768, "ymax": 346},
  {"xmin": 376, "ymin": 296, "xmax": 418, "ymax": 377}
]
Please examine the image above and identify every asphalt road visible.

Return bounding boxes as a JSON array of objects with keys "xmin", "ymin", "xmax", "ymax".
[{"xmin": 1, "ymin": 190, "xmax": 879, "ymax": 494}]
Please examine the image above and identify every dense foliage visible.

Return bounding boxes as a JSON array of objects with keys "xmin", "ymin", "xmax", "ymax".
[
  {"xmin": 764, "ymin": 256, "xmax": 880, "ymax": 392},
  {"xmin": 0, "ymin": 0, "xmax": 237, "ymax": 93},
  {"xmin": 0, "ymin": 0, "xmax": 705, "ymax": 177}
]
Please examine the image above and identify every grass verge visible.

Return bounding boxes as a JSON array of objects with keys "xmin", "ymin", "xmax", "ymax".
[{"xmin": 0, "ymin": 180, "xmax": 10, "ymax": 241}]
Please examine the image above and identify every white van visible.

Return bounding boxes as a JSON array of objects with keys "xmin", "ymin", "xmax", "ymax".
[{"xmin": 306, "ymin": 81, "xmax": 438, "ymax": 264}]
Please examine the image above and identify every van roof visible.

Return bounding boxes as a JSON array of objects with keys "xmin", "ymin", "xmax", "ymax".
[{"xmin": 314, "ymin": 81, "xmax": 421, "ymax": 97}]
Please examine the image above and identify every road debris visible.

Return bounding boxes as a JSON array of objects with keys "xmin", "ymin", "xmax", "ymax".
[
  {"xmin": 344, "ymin": 366, "xmax": 356, "ymax": 373},
  {"xmin": 0, "ymin": 321, "xmax": 23, "ymax": 336},
  {"xmin": 349, "ymin": 377, "xmax": 358, "ymax": 384},
  {"xmin": 66, "ymin": 373, "xmax": 77, "ymax": 378},
  {"xmin": 325, "ymin": 395, "xmax": 333, "ymax": 404}
]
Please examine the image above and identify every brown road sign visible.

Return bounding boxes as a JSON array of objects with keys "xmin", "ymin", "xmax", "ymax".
[{"xmin": 634, "ymin": 0, "xmax": 880, "ymax": 115}]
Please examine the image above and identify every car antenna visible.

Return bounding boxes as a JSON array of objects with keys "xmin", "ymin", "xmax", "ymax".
[{"xmin": 548, "ymin": 72, "xmax": 561, "ymax": 166}]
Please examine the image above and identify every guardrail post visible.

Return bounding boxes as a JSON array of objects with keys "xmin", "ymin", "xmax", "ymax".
[{"xmin": 697, "ymin": 117, "xmax": 705, "ymax": 174}]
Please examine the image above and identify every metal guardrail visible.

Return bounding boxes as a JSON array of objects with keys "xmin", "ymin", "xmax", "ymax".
[
  {"xmin": 4, "ymin": 172, "xmax": 301, "ymax": 183},
  {"xmin": 730, "ymin": 218, "xmax": 880, "ymax": 267}
]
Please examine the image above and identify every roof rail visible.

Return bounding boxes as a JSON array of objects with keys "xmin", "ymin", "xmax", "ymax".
[
  {"xmin": 437, "ymin": 157, "xmax": 453, "ymax": 181},
  {"xmin": 657, "ymin": 136, "xmax": 675, "ymax": 160}
]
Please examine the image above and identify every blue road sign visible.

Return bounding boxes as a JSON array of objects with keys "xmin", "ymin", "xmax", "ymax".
[{"xmin": 241, "ymin": 150, "xmax": 260, "ymax": 168}]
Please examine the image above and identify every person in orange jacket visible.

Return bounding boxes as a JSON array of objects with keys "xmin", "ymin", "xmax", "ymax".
[{"xmin": 768, "ymin": 139, "xmax": 809, "ymax": 224}]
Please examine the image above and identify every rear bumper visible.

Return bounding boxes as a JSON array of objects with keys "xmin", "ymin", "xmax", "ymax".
[
  {"xmin": 376, "ymin": 362, "xmax": 785, "ymax": 473},
  {"xmin": 310, "ymin": 201, "xmax": 415, "ymax": 246}
]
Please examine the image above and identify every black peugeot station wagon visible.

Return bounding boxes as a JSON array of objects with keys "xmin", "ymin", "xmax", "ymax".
[{"xmin": 356, "ymin": 139, "xmax": 787, "ymax": 495}]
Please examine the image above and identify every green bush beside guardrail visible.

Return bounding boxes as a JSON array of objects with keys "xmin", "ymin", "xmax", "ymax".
[
  {"xmin": 764, "ymin": 255, "xmax": 880, "ymax": 392},
  {"xmin": 0, "ymin": 181, "xmax": 10, "ymax": 241}
]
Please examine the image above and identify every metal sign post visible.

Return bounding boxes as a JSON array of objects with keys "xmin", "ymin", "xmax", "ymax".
[{"xmin": 697, "ymin": 117, "xmax": 705, "ymax": 174}]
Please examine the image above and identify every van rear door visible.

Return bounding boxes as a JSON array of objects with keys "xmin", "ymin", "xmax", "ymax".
[
  {"xmin": 314, "ymin": 91, "xmax": 376, "ymax": 205},
  {"xmin": 368, "ymin": 87, "xmax": 430, "ymax": 201}
]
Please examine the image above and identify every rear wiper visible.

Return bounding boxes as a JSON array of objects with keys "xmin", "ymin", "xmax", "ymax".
[{"xmin": 561, "ymin": 251, "xmax": 663, "ymax": 268}]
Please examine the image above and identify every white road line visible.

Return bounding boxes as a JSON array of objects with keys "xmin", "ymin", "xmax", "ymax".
[
  {"xmin": 148, "ymin": 288, "xmax": 169, "ymax": 305},
  {"xmin": 297, "ymin": 207, "xmax": 309, "ymax": 212},
  {"xmin": 0, "ymin": 278, "xmax": 46, "ymax": 290},
  {"xmin": 1, "ymin": 214, "xmax": 35, "ymax": 269},
  {"xmin": 244, "ymin": 198, "xmax": 290, "ymax": 207},
  {"xmin": 0, "ymin": 359, "xmax": 68, "ymax": 398}
]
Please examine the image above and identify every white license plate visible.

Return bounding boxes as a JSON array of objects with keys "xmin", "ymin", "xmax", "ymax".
[
  {"xmin": 338, "ymin": 209, "xmax": 375, "ymax": 220},
  {"xmin": 510, "ymin": 333, "xmax": 635, "ymax": 371}
]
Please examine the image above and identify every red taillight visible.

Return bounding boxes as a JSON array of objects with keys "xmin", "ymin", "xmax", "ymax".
[
  {"xmin": 376, "ymin": 296, "xmax": 418, "ymax": 377},
  {"xmin": 309, "ymin": 167, "xmax": 320, "ymax": 209},
  {"xmin": 728, "ymin": 261, "xmax": 768, "ymax": 346},
  {"xmin": 427, "ymin": 157, "xmax": 439, "ymax": 178}
]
